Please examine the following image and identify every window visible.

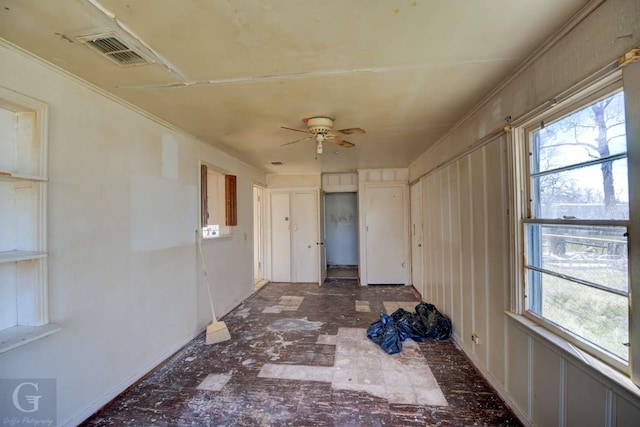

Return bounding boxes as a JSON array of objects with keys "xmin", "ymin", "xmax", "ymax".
[
  {"xmin": 200, "ymin": 163, "xmax": 237, "ymax": 238},
  {"xmin": 519, "ymin": 81, "xmax": 630, "ymax": 370}
]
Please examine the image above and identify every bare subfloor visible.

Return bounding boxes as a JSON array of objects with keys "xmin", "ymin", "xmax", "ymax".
[{"xmin": 83, "ymin": 280, "xmax": 522, "ymax": 426}]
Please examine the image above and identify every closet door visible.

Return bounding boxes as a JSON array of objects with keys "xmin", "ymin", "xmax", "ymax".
[
  {"xmin": 365, "ymin": 184, "xmax": 407, "ymax": 284},
  {"xmin": 270, "ymin": 192, "xmax": 291, "ymax": 282},
  {"xmin": 292, "ymin": 191, "xmax": 319, "ymax": 283},
  {"xmin": 410, "ymin": 181, "xmax": 424, "ymax": 296}
]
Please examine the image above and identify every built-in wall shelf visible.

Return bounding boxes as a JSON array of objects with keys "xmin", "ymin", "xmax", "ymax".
[
  {"xmin": 0, "ymin": 87, "xmax": 49, "ymax": 337},
  {"xmin": 0, "ymin": 250, "xmax": 48, "ymax": 263},
  {"xmin": 0, "ymin": 171, "xmax": 47, "ymax": 182},
  {"xmin": 0, "ymin": 323, "xmax": 61, "ymax": 354}
]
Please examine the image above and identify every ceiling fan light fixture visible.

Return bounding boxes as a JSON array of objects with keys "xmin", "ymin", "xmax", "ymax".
[
  {"xmin": 280, "ymin": 116, "xmax": 362, "ymax": 154},
  {"xmin": 307, "ymin": 117, "xmax": 334, "ymax": 135}
]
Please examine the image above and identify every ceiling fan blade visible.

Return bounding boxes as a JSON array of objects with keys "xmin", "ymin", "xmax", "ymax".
[
  {"xmin": 336, "ymin": 127, "xmax": 366, "ymax": 135},
  {"xmin": 281, "ymin": 136, "xmax": 313, "ymax": 146},
  {"xmin": 327, "ymin": 137, "xmax": 355, "ymax": 148},
  {"xmin": 281, "ymin": 126, "xmax": 310, "ymax": 134}
]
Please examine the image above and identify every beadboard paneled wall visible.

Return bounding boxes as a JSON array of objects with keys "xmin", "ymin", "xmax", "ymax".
[{"xmin": 416, "ymin": 136, "xmax": 640, "ymax": 425}]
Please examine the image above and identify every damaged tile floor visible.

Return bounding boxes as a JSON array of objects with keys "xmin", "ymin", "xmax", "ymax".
[{"xmin": 83, "ymin": 280, "xmax": 522, "ymax": 426}]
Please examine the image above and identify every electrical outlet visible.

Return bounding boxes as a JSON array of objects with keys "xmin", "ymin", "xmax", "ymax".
[{"xmin": 471, "ymin": 333, "xmax": 480, "ymax": 344}]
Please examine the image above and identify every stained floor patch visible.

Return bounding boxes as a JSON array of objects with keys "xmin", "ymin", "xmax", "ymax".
[
  {"xmin": 383, "ymin": 300, "xmax": 420, "ymax": 314},
  {"xmin": 196, "ymin": 373, "xmax": 231, "ymax": 391},
  {"xmin": 355, "ymin": 300, "xmax": 371, "ymax": 312},
  {"xmin": 267, "ymin": 317, "xmax": 323, "ymax": 332},
  {"xmin": 316, "ymin": 334, "xmax": 337, "ymax": 345},
  {"xmin": 262, "ymin": 295, "xmax": 304, "ymax": 313},
  {"xmin": 259, "ymin": 327, "xmax": 448, "ymax": 406}
]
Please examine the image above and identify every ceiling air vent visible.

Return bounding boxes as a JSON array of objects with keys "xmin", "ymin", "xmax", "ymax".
[{"xmin": 77, "ymin": 32, "xmax": 151, "ymax": 66}]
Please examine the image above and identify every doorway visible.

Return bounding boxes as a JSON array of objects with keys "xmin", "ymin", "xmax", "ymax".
[{"xmin": 324, "ymin": 192, "xmax": 358, "ymax": 279}]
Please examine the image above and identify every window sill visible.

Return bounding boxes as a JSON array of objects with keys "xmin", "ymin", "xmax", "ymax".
[
  {"xmin": 505, "ymin": 311, "xmax": 640, "ymax": 399},
  {"xmin": 202, "ymin": 234, "xmax": 233, "ymax": 243},
  {"xmin": 0, "ymin": 323, "xmax": 61, "ymax": 354}
]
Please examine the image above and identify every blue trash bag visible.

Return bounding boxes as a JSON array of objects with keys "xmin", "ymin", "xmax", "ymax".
[
  {"xmin": 367, "ymin": 303, "xmax": 452, "ymax": 354},
  {"xmin": 366, "ymin": 313, "xmax": 403, "ymax": 354}
]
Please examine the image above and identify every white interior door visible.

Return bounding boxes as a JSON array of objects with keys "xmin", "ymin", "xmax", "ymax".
[
  {"xmin": 410, "ymin": 181, "xmax": 424, "ymax": 297},
  {"xmin": 318, "ymin": 190, "xmax": 327, "ymax": 285},
  {"xmin": 270, "ymin": 192, "xmax": 291, "ymax": 282},
  {"xmin": 365, "ymin": 185, "xmax": 406, "ymax": 284},
  {"xmin": 292, "ymin": 191, "xmax": 319, "ymax": 283}
]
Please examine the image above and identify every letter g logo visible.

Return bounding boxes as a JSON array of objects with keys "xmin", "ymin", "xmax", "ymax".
[{"xmin": 12, "ymin": 381, "xmax": 42, "ymax": 413}]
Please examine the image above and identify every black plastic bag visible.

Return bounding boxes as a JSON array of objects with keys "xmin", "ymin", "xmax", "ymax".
[
  {"xmin": 390, "ymin": 308, "xmax": 427, "ymax": 342},
  {"xmin": 415, "ymin": 302, "xmax": 452, "ymax": 341},
  {"xmin": 366, "ymin": 313, "xmax": 403, "ymax": 354},
  {"xmin": 367, "ymin": 302, "xmax": 452, "ymax": 354}
]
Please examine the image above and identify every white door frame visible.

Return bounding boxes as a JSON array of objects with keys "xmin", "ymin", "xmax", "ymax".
[
  {"xmin": 410, "ymin": 181, "xmax": 424, "ymax": 298},
  {"xmin": 318, "ymin": 189, "xmax": 327, "ymax": 285},
  {"xmin": 252, "ymin": 184, "xmax": 267, "ymax": 289}
]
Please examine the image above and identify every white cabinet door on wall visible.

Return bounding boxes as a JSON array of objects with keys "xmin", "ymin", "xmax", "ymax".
[
  {"xmin": 269, "ymin": 190, "xmax": 320, "ymax": 284},
  {"xmin": 291, "ymin": 191, "xmax": 319, "ymax": 283},
  {"xmin": 365, "ymin": 184, "xmax": 408, "ymax": 284},
  {"xmin": 270, "ymin": 192, "xmax": 291, "ymax": 282}
]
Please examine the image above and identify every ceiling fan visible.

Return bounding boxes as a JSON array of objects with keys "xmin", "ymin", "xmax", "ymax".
[{"xmin": 281, "ymin": 117, "xmax": 365, "ymax": 154}]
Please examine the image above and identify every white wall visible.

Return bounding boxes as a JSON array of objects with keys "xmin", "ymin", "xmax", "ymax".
[
  {"xmin": 0, "ymin": 43, "xmax": 265, "ymax": 425},
  {"xmin": 266, "ymin": 172, "xmax": 321, "ymax": 188},
  {"xmin": 409, "ymin": 0, "xmax": 640, "ymax": 424}
]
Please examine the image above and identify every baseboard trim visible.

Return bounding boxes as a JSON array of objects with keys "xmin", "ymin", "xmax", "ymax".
[
  {"xmin": 63, "ymin": 330, "xmax": 202, "ymax": 426},
  {"xmin": 451, "ymin": 336, "xmax": 533, "ymax": 427}
]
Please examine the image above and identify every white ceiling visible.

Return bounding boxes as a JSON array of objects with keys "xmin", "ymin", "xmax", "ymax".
[{"xmin": 0, "ymin": 0, "xmax": 589, "ymax": 174}]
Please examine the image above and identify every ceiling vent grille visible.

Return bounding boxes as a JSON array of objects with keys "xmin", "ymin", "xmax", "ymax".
[{"xmin": 77, "ymin": 32, "xmax": 151, "ymax": 66}]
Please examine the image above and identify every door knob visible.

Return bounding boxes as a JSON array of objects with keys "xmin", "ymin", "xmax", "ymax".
[{"xmin": 418, "ymin": 243, "xmax": 422, "ymax": 247}]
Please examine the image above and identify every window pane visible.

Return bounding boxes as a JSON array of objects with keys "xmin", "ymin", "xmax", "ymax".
[
  {"xmin": 526, "ymin": 224, "xmax": 628, "ymax": 293},
  {"xmin": 532, "ymin": 158, "xmax": 629, "ymax": 219},
  {"xmin": 527, "ymin": 269, "xmax": 629, "ymax": 361},
  {"xmin": 532, "ymin": 91, "xmax": 626, "ymax": 173}
]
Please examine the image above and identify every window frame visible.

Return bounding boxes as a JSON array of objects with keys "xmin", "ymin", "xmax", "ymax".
[
  {"xmin": 512, "ymin": 72, "xmax": 633, "ymax": 376},
  {"xmin": 199, "ymin": 162, "xmax": 237, "ymax": 239}
]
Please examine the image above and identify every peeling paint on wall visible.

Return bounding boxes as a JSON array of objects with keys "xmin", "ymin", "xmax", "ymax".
[
  {"xmin": 130, "ymin": 173, "xmax": 196, "ymax": 251},
  {"xmin": 162, "ymin": 134, "xmax": 179, "ymax": 181}
]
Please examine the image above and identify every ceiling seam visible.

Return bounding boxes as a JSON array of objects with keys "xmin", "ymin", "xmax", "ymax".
[{"xmin": 113, "ymin": 58, "xmax": 519, "ymax": 90}]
